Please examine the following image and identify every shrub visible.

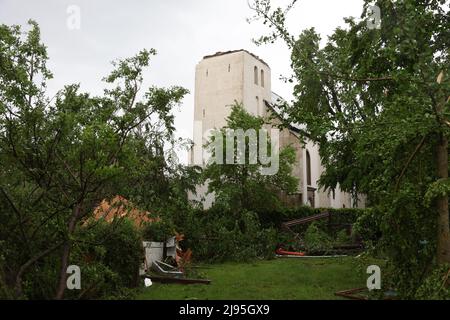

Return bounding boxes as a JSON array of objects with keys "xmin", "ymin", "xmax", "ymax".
[
  {"xmin": 335, "ymin": 229, "xmax": 352, "ymax": 246},
  {"xmin": 415, "ymin": 264, "xmax": 450, "ymax": 300},
  {"xmin": 184, "ymin": 209, "xmax": 278, "ymax": 263},
  {"xmin": 353, "ymin": 208, "xmax": 382, "ymax": 248},
  {"xmin": 303, "ymin": 222, "xmax": 333, "ymax": 254},
  {"xmin": 181, "ymin": 206, "xmax": 368, "ymax": 262},
  {"xmin": 142, "ymin": 220, "xmax": 175, "ymax": 242},
  {"xmin": 67, "ymin": 218, "xmax": 143, "ymax": 299}
]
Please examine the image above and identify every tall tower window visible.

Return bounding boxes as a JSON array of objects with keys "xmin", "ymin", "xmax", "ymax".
[
  {"xmin": 206, "ymin": 69, "xmax": 208, "ymax": 77},
  {"xmin": 261, "ymin": 69, "xmax": 264, "ymax": 87},
  {"xmin": 256, "ymin": 96, "xmax": 260, "ymax": 115},
  {"xmin": 254, "ymin": 66, "xmax": 258, "ymax": 85},
  {"xmin": 306, "ymin": 150, "xmax": 312, "ymax": 186},
  {"xmin": 202, "ymin": 109, "xmax": 205, "ymax": 118},
  {"xmin": 228, "ymin": 64, "xmax": 231, "ymax": 72}
]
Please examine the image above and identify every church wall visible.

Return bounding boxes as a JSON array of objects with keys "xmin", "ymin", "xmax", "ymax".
[
  {"xmin": 242, "ymin": 53, "xmax": 271, "ymax": 117},
  {"xmin": 194, "ymin": 51, "xmax": 245, "ymax": 139}
]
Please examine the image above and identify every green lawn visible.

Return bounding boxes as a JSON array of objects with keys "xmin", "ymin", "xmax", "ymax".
[{"xmin": 137, "ymin": 257, "xmax": 367, "ymax": 300}]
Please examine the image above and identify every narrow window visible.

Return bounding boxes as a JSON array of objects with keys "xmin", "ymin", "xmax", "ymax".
[
  {"xmin": 256, "ymin": 96, "xmax": 260, "ymax": 115},
  {"xmin": 332, "ymin": 189, "xmax": 335, "ymax": 200},
  {"xmin": 306, "ymin": 150, "xmax": 311, "ymax": 186},
  {"xmin": 261, "ymin": 69, "xmax": 264, "ymax": 87},
  {"xmin": 228, "ymin": 64, "xmax": 231, "ymax": 72},
  {"xmin": 202, "ymin": 109, "xmax": 205, "ymax": 118},
  {"xmin": 206, "ymin": 69, "xmax": 208, "ymax": 77},
  {"xmin": 254, "ymin": 66, "xmax": 258, "ymax": 85}
]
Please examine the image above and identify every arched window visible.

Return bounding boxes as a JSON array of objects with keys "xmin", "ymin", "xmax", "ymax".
[
  {"xmin": 261, "ymin": 69, "xmax": 264, "ymax": 87},
  {"xmin": 306, "ymin": 150, "xmax": 311, "ymax": 186},
  {"xmin": 254, "ymin": 66, "xmax": 258, "ymax": 85}
]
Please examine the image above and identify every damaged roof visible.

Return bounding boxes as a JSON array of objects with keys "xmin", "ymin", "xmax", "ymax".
[
  {"xmin": 264, "ymin": 92, "xmax": 310, "ymax": 138},
  {"xmin": 202, "ymin": 49, "xmax": 270, "ymax": 67}
]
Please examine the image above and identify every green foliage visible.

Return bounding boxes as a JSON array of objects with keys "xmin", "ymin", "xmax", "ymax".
[
  {"xmin": 0, "ymin": 21, "xmax": 189, "ymax": 299},
  {"xmin": 14, "ymin": 218, "xmax": 143, "ymax": 300},
  {"xmin": 142, "ymin": 220, "xmax": 175, "ymax": 242},
  {"xmin": 67, "ymin": 219, "xmax": 143, "ymax": 299},
  {"xmin": 335, "ymin": 230, "xmax": 352, "ymax": 246},
  {"xmin": 250, "ymin": 0, "xmax": 450, "ymax": 297},
  {"xmin": 0, "ymin": 241, "xmax": 13, "ymax": 299},
  {"xmin": 424, "ymin": 178, "xmax": 450, "ymax": 207},
  {"xmin": 258, "ymin": 206, "xmax": 365, "ymax": 228},
  {"xmin": 303, "ymin": 222, "xmax": 333, "ymax": 254},
  {"xmin": 414, "ymin": 265, "xmax": 450, "ymax": 300},
  {"xmin": 353, "ymin": 208, "xmax": 382, "ymax": 248},
  {"xmin": 203, "ymin": 104, "xmax": 298, "ymax": 213},
  {"xmin": 378, "ymin": 193, "xmax": 437, "ymax": 297},
  {"xmin": 182, "ymin": 206, "xmax": 364, "ymax": 263},
  {"xmin": 183, "ymin": 209, "xmax": 278, "ymax": 263}
]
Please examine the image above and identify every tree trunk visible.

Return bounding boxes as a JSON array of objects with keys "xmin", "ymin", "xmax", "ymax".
[
  {"xmin": 436, "ymin": 132, "xmax": 450, "ymax": 264},
  {"xmin": 14, "ymin": 242, "xmax": 63, "ymax": 299},
  {"xmin": 55, "ymin": 204, "xmax": 82, "ymax": 300},
  {"xmin": 54, "ymin": 241, "xmax": 71, "ymax": 300}
]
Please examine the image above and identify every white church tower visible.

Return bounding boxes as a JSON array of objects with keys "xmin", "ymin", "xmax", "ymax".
[{"xmin": 192, "ymin": 50, "xmax": 271, "ymax": 151}]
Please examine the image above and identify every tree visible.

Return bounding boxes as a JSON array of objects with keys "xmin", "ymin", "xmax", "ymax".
[
  {"xmin": 202, "ymin": 103, "xmax": 298, "ymax": 213},
  {"xmin": 249, "ymin": 0, "xmax": 450, "ymax": 295},
  {"xmin": 0, "ymin": 21, "xmax": 188, "ymax": 299}
]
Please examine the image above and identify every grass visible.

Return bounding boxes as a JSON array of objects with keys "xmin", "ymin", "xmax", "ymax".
[{"xmin": 136, "ymin": 257, "xmax": 367, "ymax": 300}]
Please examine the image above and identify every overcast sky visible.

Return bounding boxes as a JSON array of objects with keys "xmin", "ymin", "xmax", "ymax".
[{"xmin": 0, "ymin": 0, "xmax": 365, "ymax": 163}]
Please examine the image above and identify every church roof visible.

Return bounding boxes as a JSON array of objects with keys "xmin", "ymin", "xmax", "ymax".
[
  {"xmin": 265, "ymin": 92, "xmax": 310, "ymax": 139},
  {"xmin": 203, "ymin": 49, "xmax": 269, "ymax": 67}
]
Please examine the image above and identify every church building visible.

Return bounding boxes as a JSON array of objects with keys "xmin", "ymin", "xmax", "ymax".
[{"xmin": 189, "ymin": 49, "xmax": 365, "ymax": 209}]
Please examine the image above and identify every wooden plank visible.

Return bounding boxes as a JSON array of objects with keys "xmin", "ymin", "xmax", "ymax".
[
  {"xmin": 282, "ymin": 212, "xmax": 330, "ymax": 228},
  {"xmin": 149, "ymin": 276, "xmax": 211, "ymax": 285},
  {"xmin": 334, "ymin": 287, "xmax": 368, "ymax": 300}
]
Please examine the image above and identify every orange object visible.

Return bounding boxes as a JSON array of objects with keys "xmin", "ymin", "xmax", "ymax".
[
  {"xmin": 276, "ymin": 247, "xmax": 305, "ymax": 256},
  {"xmin": 88, "ymin": 195, "xmax": 159, "ymax": 228}
]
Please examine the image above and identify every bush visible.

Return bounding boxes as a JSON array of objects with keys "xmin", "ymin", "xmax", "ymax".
[
  {"xmin": 142, "ymin": 220, "xmax": 175, "ymax": 242},
  {"xmin": 184, "ymin": 209, "xmax": 278, "ymax": 263},
  {"xmin": 353, "ymin": 208, "xmax": 382, "ymax": 248},
  {"xmin": 415, "ymin": 264, "xmax": 450, "ymax": 300},
  {"xmin": 180, "ymin": 206, "xmax": 368, "ymax": 263},
  {"xmin": 67, "ymin": 218, "xmax": 143, "ymax": 299},
  {"xmin": 303, "ymin": 222, "xmax": 333, "ymax": 254},
  {"xmin": 335, "ymin": 229, "xmax": 352, "ymax": 246}
]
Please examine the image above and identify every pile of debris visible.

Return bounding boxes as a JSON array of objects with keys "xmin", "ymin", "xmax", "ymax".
[
  {"xmin": 141, "ymin": 235, "xmax": 210, "ymax": 285},
  {"xmin": 89, "ymin": 195, "xmax": 210, "ymax": 286},
  {"xmin": 276, "ymin": 210, "xmax": 363, "ymax": 258}
]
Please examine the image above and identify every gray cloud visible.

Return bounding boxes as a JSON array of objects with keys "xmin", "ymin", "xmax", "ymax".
[{"xmin": 0, "ymin": 0, "xmax": 364, "ymax": 163}]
